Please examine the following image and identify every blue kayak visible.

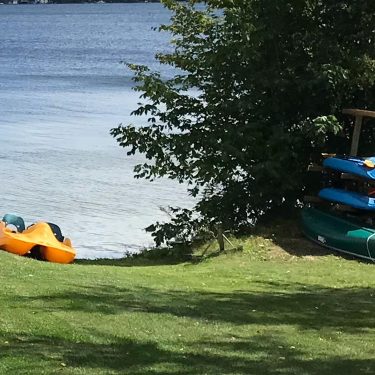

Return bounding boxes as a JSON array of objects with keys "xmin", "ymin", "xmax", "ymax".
[
  {"xmin": 319, "ymin": 188, "xmax": 375, "ymax": 210},
  {"xmin": 323, "ymin": 156, "xmax": 375, "ymax": 180}
]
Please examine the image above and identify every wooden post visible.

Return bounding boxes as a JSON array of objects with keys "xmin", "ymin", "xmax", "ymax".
[
  {"xmin": 349, "ymin": 115, "xmax": 363, "ymax": 156},
  {"xmin": 343, "ymin": 109, "xmax": 375, "ymax": 156},
  {"xmin": 216, "ymin": 224, "xmax": 225, "ymax": 252}
]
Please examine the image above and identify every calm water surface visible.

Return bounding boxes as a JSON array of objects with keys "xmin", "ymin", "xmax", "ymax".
[{"xmin": 0, "ymin": 3, "xmax": 192, "ymax": 258}]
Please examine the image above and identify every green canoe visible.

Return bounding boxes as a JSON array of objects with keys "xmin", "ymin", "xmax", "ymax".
[{"xmin": 301, "ymin": 207, "xmax": 375, "ymax": 261}]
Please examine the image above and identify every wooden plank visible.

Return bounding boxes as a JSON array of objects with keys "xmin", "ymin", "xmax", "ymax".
[
  {"xmin": 343, "ymin": 108, "xmax": 375, "ymax": 119},
  {"xmin": 304, "ymin": 195, "xmax": 323, "ymax": 203},
  {"xmin": 307, "ymin": 164, "xmax": 323, "ymax": 172},
  {"xmin": 350, "ymin": 115, "xmax": 363, "ymax": 156},
  {"xmin": 340, "ymin": 173, "xmax": 361, "ymax": 181},
  {"xmin": 334, "ymin": 204, "xmax": 359, "ymax": 213},
  {"xmin": 321, "ymin": 153, "xmax": 336, "ymax": 158}
]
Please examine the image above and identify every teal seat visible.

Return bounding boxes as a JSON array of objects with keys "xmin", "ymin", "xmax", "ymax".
[{"xmin": 2, "ymin": 214, "xmax": 26, "ymax": 233}]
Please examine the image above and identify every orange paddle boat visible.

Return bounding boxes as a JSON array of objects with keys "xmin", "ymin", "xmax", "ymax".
[{"xmin": 0, "ymin": 214, "xmax": 76, "ymax": 264}]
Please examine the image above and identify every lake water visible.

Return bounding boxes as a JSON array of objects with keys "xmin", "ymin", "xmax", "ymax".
[{"xmin": 0, "ymin": 3, "xmax": 192, "ymax": 259}]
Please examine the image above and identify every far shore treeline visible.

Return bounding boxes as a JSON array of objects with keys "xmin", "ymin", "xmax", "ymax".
[
  {"xmin": 4, "ymin": 0, "xmax": 168, "ymax": 4},
  {"xmin": 49, "ymin": 0, "xmax": 163, "ymax": 3},
  {"xmin": 4, "ymin": 0, "xmax": 178, "ymax": 4}
]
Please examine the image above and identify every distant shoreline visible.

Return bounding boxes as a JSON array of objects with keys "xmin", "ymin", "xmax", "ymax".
[{"xmin": 2, "ymin": 1, "xmax": 166, "ymax": 4}]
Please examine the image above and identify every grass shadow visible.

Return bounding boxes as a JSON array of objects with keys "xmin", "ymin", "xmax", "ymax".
[
  {"xmin": 13, "ymin": 281, "xmax": 375, "ymax": 333},
  {"xmin": 250, "ymin": 216, "xmax": 356, "ymax": 259},
  {"xmin": 76, "ymin": 257, "xmax": 184, "ymax": 267},
  {"xmin": 0, "ymin": 331, "xmax": 374, "ymax": 374},
  {"xmin": 2, "ymin": 279, "xmax": 375, "ymax": 374},
  {"xmin": 76, "ymin": 243, "xmax": 195, "ymax": 267}
]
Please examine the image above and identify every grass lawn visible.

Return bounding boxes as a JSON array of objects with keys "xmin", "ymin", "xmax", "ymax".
[{"xmin": 0, "ymin": 232, "xmax": 374, "ymax": 374}]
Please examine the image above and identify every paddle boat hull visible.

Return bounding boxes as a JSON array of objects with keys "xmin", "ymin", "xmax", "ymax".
[
  {"xmin": 301, "ymin": 207, "xmax": 375, "ymax": 261},
  {"xmin": 42, "ymin": 241, "xmax": 75, "ymax": 264},
  {"xmin": 0, "ymin": 221, "xmax": 76, "ymax": 264}
]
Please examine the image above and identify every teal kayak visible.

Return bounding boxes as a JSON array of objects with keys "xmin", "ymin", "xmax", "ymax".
[{"xmin": 301, "ymin": 207, "xmax": 375, "ymax": 261}]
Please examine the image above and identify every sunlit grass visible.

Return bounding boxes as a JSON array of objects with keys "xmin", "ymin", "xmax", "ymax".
[{"xmin": 0, "ymin": 233, "xmax": 374, "ymax": 374}]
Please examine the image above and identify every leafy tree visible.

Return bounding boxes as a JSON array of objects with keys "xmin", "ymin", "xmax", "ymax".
[{"xmin": 111, "ymin": 0, "xmax": 375, "ymax": 246}]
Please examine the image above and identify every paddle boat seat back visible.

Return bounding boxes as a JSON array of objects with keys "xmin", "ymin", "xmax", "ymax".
[
  {"xmin": 47, "ymin": 222, "xmax": 64, "ymax": 242},
  {"xmin": 2, "ymin": 214, "xmax": 25, "ymax": 233}
]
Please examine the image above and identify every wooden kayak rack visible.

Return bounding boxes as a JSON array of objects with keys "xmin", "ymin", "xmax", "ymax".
[
  {"xmin": 305, "ymin": 108, "xmax": 375, "ymax": 207},
  {"xmin": 343, "ymin": 108, "xmax": 375, "ymax": 157},
  {"xmin": 306, "ymin": 108, "xmax": 375, "ymax": 171}
]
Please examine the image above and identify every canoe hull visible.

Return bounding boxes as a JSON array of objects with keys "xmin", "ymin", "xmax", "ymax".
[{"xmin": 301, "ymin": 207, "xmax": 375, "ymax": 261}]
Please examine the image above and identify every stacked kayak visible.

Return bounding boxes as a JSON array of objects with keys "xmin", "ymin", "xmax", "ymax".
[
  {"xmin": 323, "ymin": 156, "xmax": 375, "ymax": 180},
  {"xmin": 319, "ymin": 156, "xmax": 375, "ymax": 210},
  {"xmin": 319, "ymin": 188, "xmax": 375, "ymax": 210},
  {"xmin": 303, "ymin": 155, "xmax": 375, "ymax": 261},
  {"xmin": 0, "ymin": 214, "xmax": 76, "ymax": 264},
  {"xmin": 302, "ymin": 108, "xmax": 375, "ymax": 261}
]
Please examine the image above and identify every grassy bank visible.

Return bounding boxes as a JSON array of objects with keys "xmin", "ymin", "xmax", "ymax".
[{"xmin": 0, "ymin": 233, "xmax": 374, "ymax": 374}]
